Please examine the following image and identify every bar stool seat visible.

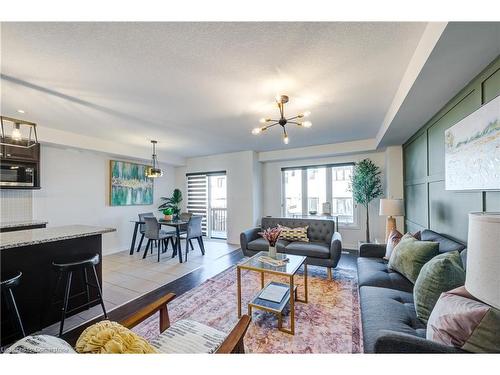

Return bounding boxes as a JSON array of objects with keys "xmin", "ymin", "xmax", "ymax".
[
  {"xmin": 1, "ymin": 271, "xmax": 26, "ymax": 341},
  {"xmin": 50, "ymin": 254, "xmax": 107, "ymax": 336}
]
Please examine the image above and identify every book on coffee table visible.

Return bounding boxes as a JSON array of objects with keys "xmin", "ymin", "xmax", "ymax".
[{"xmin": 258, "ymin": 283, "xmax": 289, "ymax": 303}]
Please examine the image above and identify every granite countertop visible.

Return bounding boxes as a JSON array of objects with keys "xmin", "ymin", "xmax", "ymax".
[
  {"xmin": 0, "ymin": 220, "xmax": 49, "ymax": 229},
  {"xmin": 0, "ymin": 225, "xmax": 116, "ymax": 250}
]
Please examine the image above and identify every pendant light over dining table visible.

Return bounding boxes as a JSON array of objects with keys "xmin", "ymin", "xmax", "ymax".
[{"xmin": 145, "ymin": 140, "xmax": 163, "ymax": 178}]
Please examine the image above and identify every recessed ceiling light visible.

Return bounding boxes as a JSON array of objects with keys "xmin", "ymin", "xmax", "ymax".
[{"xmin": 17, "ymin": 109, "xmax": 25, "ymax": 114}]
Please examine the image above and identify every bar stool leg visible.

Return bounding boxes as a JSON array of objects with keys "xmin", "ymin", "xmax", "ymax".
[
  {"xmin": 59, "ymin": 271, "xmax": 73, "ymax": 337},
  {"xmin": 91, "ymin": 266, "xmax": 107, "ymax": 319},
  {"xmin": 8, "ymin": 289, "xmax": 26, "ymax": 337},
  {"xmin": 83, "ymin": 268, "xmax": 91, "ymax": 307}
]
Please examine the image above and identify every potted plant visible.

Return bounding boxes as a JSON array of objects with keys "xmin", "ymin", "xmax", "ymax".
[
  {"xmin": 349, "ymin": 158, "xmax": 383, "ymax": 244},
  {"xmin": 259, "ymin": 227, "xmax": 282, "ymax": 258},
  {"xmin": 162, "ymin": 208, "xmax": 174, "ymax": 221},
  {"xmin": 158, "ymin": 188, "xmax": 183, "ymax": 220}
]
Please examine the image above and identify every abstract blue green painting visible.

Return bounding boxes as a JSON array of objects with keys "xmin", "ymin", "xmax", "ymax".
[{"xmin": 110, "ymin": 160, "xmax": 153, "ymax": 206}]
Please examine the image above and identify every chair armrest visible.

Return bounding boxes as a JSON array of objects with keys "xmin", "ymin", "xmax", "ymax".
[
  {"xmin": 359, "ymin": 243, "xmax": 386, "ymax": 258},
  {"xmin": 120, "ymin": 292, "xmax": 176, "ymax": 333},
  {"xmin": 215, "ymin": 315, "xmax": 251, "ymax": 354},
  {"xmin": 240, "ymin": 227, "xmax": 261, "ymax": 250},
  {"xmin": 329, "ymin": 232, "xmax": 342, "ymax": 267},
  {"xmin": 374, "ymin": 330, "xmax": 466, "ymax": 353}
]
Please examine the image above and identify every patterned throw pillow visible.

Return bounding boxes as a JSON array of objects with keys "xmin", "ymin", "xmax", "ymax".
[
  {"xmin": 413, "ymin": 251, "xmax": 466, "ymax": 323},
  {"xmin": 150, "ymin": 319, "xmax": 226, "ymax": 354},
  {"xmin": 427, "ymin": 286, "xmax": 500, "ymax": 353},
  {"xmin": 4, "ymin": 335, "xmax": 76, "ymax": 354},
  {"xmin": 384, "ymin": 231, "xmax": 421, "ymax": 260},
  {"xmin": 76, "ymin": 320, "xmax": 158, "ymax": 354},
  {"xmin": 278, "ymin": 224, "xmax": 309, "ymax": 242},
  {"xmin": 388, "ymin": 234, "xmax": 438, "ymax": 283}
]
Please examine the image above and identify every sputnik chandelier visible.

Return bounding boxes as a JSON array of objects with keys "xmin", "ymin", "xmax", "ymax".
[{"xmin": 252, "ymin": 95, "xmax": 311, "ymax": 144}]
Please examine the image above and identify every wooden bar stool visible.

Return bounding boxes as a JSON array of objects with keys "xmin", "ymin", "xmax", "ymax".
[
  {"xmin": 1, "ymin": 271, "xmax": 26, "ymax": 341},
  {"xmin": 51, "ymin": 254, "xmax": 107, "ymax": 336}
]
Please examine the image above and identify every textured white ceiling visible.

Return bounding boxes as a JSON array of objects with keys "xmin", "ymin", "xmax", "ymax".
[{"xmin": 1, "ymin": 22, "xmax": 426, "ymax": 158}]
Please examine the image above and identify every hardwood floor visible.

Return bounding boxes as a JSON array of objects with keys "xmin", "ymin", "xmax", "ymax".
[{"xmin": 60, "ymin": 247, "xmax": 358, "ymax": 345}]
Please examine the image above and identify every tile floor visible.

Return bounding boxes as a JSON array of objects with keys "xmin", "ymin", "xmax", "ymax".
[{"xmin": 40, "ymin": 239, "xmax": 238, "ymax": 335}]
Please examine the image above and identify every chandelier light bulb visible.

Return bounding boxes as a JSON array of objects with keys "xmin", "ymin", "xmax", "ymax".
[
  {"xmin": 12, "ymin": 124, "xmax": 22, "ymax": 141},
  {"xmin": 259, "ymin": 118, "xmax": 266, "ymax": 124},
  {"xmin": 302, "ymin": 121, "xmax": 312, "ymax": 128},
  {"xmin": 283, "ymin": 135, "xmax": 289, "ymax": 144},
  {"xmin": 303, "ymin": 111, "xmax": 311, "ymax": 117},
  {"xmin": 252, "ymin": 127, "xmax": 262, "ymax": 135}
]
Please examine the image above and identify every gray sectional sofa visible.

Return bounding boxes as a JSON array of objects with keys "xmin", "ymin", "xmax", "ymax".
[
  {"xmin": 240, "ymin": 217, "xmax": 342, "ymax": 279},
  {"xmin": 358, "ymin": 229, "xmax": 467, "ymax": 353}
]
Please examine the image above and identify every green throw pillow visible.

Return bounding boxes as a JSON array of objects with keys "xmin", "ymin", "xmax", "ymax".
[
  {"xmin": 388, "ymin": 235, "xmax": 439, "ymax": 284},
  {"xmin": 414, "ymin": 251, "xmax": 466, "ymax": 323}
]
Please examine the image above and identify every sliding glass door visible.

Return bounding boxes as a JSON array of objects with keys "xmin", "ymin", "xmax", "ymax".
[{"xmin": 186, "ymin": 171, "xmax": 227, "ymax": 239}]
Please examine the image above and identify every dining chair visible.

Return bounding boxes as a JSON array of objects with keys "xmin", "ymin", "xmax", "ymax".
[
  {"xmin": 142, "ymin": 217, "xmax": 176, "ymax": 262},
  {"xmin": 136, "ymin": 212, "xmax": 154, "ymax": 252},
  {"xmin": 180, "ymin": 215, "xmax": 205, "ymax": 262}
]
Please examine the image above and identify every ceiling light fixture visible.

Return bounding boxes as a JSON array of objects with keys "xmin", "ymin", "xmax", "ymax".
[
  {"xmin": 17, "ymin": 109, "xmax": 25, "ymax": 114},
  {"xmin": 0, "ymin": 116, "xmax": 39, "ymax": 148},
  {"xmin": 251, "ymin": 95, "xmax": 312, "ymax": 144},
  {"xmin": 145, "ymin": 140, "xmax": 163, "ymax": 178}
]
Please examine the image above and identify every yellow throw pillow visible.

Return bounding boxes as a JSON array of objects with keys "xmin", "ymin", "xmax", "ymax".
[
  {"xmin": 75, "ymin": 320, "xmax": 158, "ymax": 354},
  {"xmin": 278, "ymin": 224, "xmax": 309, "ymax": 242}
]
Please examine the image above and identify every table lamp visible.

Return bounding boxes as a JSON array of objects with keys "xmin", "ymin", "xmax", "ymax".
[
  {"xmin": 466, "ymin": 212, "xmax": 500, "ymax": 309},
  {"xmin": 379, "ymin": 198, "xmax": 404, "ymax": 241}
]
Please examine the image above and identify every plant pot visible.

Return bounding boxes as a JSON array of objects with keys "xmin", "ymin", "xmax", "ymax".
[
  {"xmin": 164, "ymin": 214, "xmax": 173, "ymax": 221},
  {"xmin": 268, "ymin": 246, "xmax": 277, "ymax": 259}
]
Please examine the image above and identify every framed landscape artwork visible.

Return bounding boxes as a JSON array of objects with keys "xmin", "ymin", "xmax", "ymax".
[
  {"xmin": 445, "ymin": 95, "xmax": 500, "ymax": 191},
  {"xmin": 110, "ymin": 160, "xmax": 153, "ymax": 206}
]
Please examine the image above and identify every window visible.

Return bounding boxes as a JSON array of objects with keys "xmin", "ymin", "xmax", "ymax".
[
  {"xmin": 331, "ymin": 165, "xmax": 354, "ymax": 224},
  {"xmin": 281, "ymin": 164, "xmax": 356, "ymax": 225},
  {"xmin": 283, "ymin": 169, "xmax": 303, "ymax": 216}
]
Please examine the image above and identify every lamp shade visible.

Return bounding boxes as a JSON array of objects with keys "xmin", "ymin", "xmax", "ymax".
[
  {"xmin": 465, "ymin": 212, "xmax": 500, "ymax": 309},
  {"xmin": 379, "ymin": 199, "xmax": 404, "ymax": 216}
]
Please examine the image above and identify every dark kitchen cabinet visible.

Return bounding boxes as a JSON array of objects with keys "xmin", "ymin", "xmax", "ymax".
[{"xmin": 1, "ymin": 141, "xmax": 39, "ymax": 162}]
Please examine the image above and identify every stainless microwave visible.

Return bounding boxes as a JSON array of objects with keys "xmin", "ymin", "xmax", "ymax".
[{"xmin": 0, "ymin": 161, "xmax": 36, "ymax": 187}]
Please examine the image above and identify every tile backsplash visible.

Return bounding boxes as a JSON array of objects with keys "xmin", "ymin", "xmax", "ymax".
[{"xmin": 0, "ymin": 190, "xmax": 33, "ymax": 223}]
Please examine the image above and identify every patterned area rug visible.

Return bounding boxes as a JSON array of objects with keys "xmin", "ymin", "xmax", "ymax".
[{"xmin": 132, "ymin": 264, "xmax": 362, "ymax": 353}]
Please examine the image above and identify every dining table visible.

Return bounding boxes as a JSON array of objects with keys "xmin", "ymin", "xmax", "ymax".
[{"xmin": 129, "ymin": 218, "xmax": 189, "ymax": 263}]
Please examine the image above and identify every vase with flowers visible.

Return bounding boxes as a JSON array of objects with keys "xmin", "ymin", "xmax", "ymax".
[{"xmin": 259, "ymin": 227, "xmax": 282, "ymax": 258}]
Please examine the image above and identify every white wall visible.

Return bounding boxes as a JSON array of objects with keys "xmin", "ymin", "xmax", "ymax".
[
  {"xmin": 174, "ymin": 151, "xmax": 261, "ymax": 245},
  {"xmin": 32, "ymin": 144, "xmax": 175, "ymax": 255}
]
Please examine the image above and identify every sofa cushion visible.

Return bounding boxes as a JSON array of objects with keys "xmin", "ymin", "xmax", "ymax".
[
  {"xmin": 357, "ymin": 257, "xmax": 413, "ymax": 293},
  {"xmin": 261, "ymin": 217, "xmax": 334, "ymax": 243},
  {"xmin": 150, "ymin": 320, "xmax": 226, "ymax": 354},
  {"xmin": 421, "ymin": 229, "xmax": 466, "ymax": 253},
  {"xmin": 284, "ymin": 241, "xmax": 330, "ymax": 259},
  {"xmin": 388, "ymin": 235, "xmax": 439, "ymax": 284},
  {"xmin": 247, "ymin": 238, "xmax": 289, "ymax": 252},
  {"xmin": 360, "ymin": 286, "xmax": 426, "ymax": 353},
  {"xmin": 413, "ymin": 251, "xmax": 466, "ymax": 323}
]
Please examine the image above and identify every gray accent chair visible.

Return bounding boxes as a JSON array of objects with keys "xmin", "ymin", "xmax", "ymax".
[
  {"xmin": 142, "ymin": 216, "xmax": 176, "ymax": 262},
  {"xmin": 357, "ymin": 229, "xmax": 467, "ymax": 353},
  {"xmin": 240, "ymin": 217, "xmax": 342, "ymax": 279}
]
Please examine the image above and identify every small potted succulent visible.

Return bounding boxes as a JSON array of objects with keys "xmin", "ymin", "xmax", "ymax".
[
  {"xmin": 259, "ymin": 227, "xmax": 282, "ymax": 259},
  {"xmin": 162, "ymin": 208, "xmax": 174, "ymax": 221}
]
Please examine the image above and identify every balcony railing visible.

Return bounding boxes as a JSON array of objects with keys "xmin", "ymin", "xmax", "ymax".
[{"xmin": 210, "ymin": 207, "xmax": 227, "ymax": 239}]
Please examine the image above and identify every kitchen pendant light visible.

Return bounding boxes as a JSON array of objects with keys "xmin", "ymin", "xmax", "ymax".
[
  {"xmin": 251, "ymin": 95, "xmax": 312, "ymax": 144},
  {"xmin": 0, "ymin": 116, "xmax": 39, "ymax": 148},
  {"xmin": 145, "ymin": 140, "xmax": 163, "ymax": 178}
]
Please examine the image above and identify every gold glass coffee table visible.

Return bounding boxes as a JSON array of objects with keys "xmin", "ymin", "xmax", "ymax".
[{"xmin": 237, "ymin": 251, "xmax": 308, "ymax": 335}]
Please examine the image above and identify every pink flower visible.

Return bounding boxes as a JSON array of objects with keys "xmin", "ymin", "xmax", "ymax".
[{"xmin": 259, "ymin": 227, "xmax": 282, "ymax": 247}]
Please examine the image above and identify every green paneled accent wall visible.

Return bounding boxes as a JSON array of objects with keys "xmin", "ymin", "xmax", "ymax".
[{"xmin": 403, "ymin": 56, "xmax": 500, "ymax": 243}]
